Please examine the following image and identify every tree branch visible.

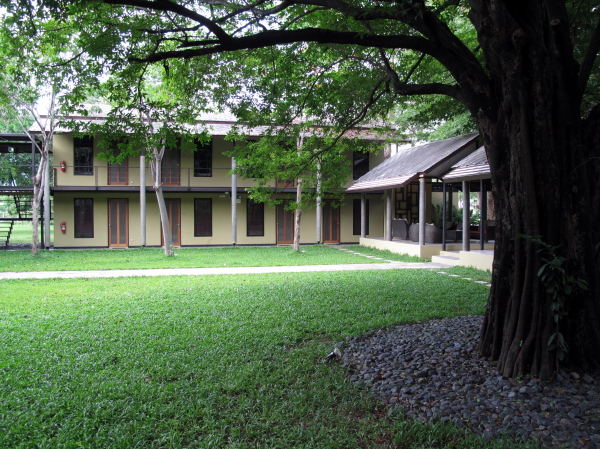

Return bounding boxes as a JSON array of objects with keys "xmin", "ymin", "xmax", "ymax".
[
  {"xmin": 129, "ymin": 28, "xmax": 437, "ymax": 62},
  {"xmin": 103, "ymin": 0, "xmax": 232, "ymax": 41},
  {"xmin": 578, "ymin": 17, "xmax": 600, "ymax": 101}
]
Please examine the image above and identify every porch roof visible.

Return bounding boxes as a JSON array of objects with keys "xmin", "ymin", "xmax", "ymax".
[
  {"xmin": 443, "ymin": 146, "xmax": 490, "ymax": 182},
  {"xmin": 0, "ymin": 134, "xmax": 37, "ymax": 153},
  {"xmin": 346, "ymin": 132, "xmax": 479, "ymax": 192}
]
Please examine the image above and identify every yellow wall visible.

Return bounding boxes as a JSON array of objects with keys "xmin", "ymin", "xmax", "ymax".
[
  {"xmin": 53, "ymin": 134, "xmax": 386, "ymax": 190},
  {"xmin": 53, "ymin": 191, "xmax": 384, "ymax": 248},
  {"xmin": 51, "ymin": 133, "xmax": 386, "ymax": 248}
]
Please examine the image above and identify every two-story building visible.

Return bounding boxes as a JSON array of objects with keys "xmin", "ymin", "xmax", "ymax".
[{"xmin": 46, "ymin": 111, "xmax": 387, "ymax": 249}]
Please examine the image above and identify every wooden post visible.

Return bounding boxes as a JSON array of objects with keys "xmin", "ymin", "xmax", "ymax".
[
  {"xmin": 462, "ymin": 180, "xmax": 470, "ymax": 252},
  {"xmin": 385, "ymin": 189, "xmax": 392, "ymax": 241}
]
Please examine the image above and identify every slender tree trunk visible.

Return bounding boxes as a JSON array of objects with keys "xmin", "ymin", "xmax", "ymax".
[
  {"xmin": 31, "ymin": 156, "xmax": 46, "ymax": 255},
  {"xmin": 293, "ymin": 177, "xmax": 302, "ymax": 252},
  {"xmin": 471, "ymin": 1, "xmax": 600, "ymax": 379},
  {"xmin": 150, "ymin": 153, "xmax": 173, "ymax": 256}
]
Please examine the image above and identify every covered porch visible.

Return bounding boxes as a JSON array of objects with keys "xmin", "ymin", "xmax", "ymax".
[{"xmin": 347, "ymin": 135, "xmax": 495, "ymax": 270}]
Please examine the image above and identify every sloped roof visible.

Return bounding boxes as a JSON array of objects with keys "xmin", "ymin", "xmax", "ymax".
[
  {"xmin": 31, "ymin": 106, "xmax": 385, "ymax": 140},
  {"xmin": 443, "ymin": 146, "xmax": 490, "ymax": 182},
  {"xmin": 346, "ymin": 132, "xmax": 479, "ymax": 192}
]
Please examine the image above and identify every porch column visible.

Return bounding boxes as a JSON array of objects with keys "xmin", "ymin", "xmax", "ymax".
[
  {"xmin": 140, "ymin": 149, "xmax": 146, "ymax": 246},
  {"xmin": 43, "ymin": 154, "xmax": 50, "ymax": 248},
  {"xmin": 462, "ymin": 180, "xmax": 470, "ymax": 251},
  {"xmin": 418, "ymin": 175, "xmax": 426, "ymax": 245},
  {"xmin": 442, "ymin": 181, "xmax": 447, "ymax": 251},
  {"xmin": 231, "ymin": 156, "xmax": 237, "ymax": 245},
  {"xmin": 316, "ymin": 165, "xmax": 322, "ymax": 243},
  {"xmin": 447, "ymin": 184, "xmax": 453, "ymax": 222},
  {"xmin": 480, "ymin": 178, "xmax": 487, "ymax": 250},
  {"xmin": 360, "ymin": 191, "xmax": 366, "ymax": 238},
  {"xmin": 385, "ymin": 189, "xmax": 392, "ymax": 241}
]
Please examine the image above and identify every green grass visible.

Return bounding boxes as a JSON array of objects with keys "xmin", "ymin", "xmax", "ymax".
[
  {"xmin": 0, "ymin": 270, "xmax": 527, "ymax": 449},
  {"xmin": 0, "ymin": 245, "xmax": 425, "ymax": 272},
  {"xmin": 437, "ymin": 266, "xmax": 493, "ymax": 284}
]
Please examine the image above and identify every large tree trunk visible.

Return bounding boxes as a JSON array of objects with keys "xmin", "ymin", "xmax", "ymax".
[{"xmin": 472, "ymin": 1, "xmax": 600, "ymax": 379}]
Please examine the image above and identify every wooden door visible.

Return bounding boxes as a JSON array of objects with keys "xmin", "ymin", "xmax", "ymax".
[
  {"xmin": 276, "ymin": 202, "xmax": 294, "ymax": 244},
  {"xmin": 161, "ymin": 146, "xmax": 180, "ymax": 186},
  {"xmin": 108, "ymin": 159, "xmax": 128, "ymax": 185},
  {"xmin": 322, "ymin": 200, "xmax": 340, "ymax": 243},
  {"xmin": 108, "ymin": 199, "xmax": 128, "ymax": 247},
  {"xmin": 162, "ymin": 198, "xmax": 181, "ymax": 246}
]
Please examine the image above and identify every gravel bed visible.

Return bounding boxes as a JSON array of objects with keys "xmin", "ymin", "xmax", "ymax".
[{"xmin": 341, "ymin": 315, "xmax": 600, "ymax": 448}]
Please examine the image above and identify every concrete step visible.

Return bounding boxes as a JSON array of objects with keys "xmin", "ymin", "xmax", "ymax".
[
  {"xmin": 438, "ymin": 250, "xmax": 460, "ymax": 257},
  {"xmin": 431, "ymin": 254, "xmax": 461, "ymax": 266}
]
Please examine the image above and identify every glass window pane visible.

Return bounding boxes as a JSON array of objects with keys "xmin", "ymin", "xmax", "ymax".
[
  {"xmin": 74, "ymin": 136, "xmax": 93, "ymax": 175},
  {"xmin": 194, "ymin": 139, "xmax": 212, "ymax": 177},
  {"xmin": 119, "ymin": 201, "xmax": 127, "ymax": 244},
  {"xmin": 194, "ymin": 198, "xmax": 212, "ymax": 236},
  {"xmin": 74, "ymin": 198, "xmax": 93, "ymax": 238},
  {"xmin": 247, "ymin": 199, "xmax": 264, "ymax": 236},
  {"xmin": 353, "ymin": 151, "xmax": 369, "ymax": 180}
]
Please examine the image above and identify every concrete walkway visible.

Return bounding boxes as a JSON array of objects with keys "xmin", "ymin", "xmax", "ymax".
[{"xmin": 0, "ymin": 261, "xmax": 452, "ymax": 280}]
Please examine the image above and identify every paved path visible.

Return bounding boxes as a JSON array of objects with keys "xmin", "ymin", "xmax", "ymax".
[{"xmin": 0, "ymin": 261, "xmax": 452, "ymax": 280}]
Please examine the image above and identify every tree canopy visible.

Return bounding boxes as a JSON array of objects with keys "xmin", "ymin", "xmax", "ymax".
[{"xmin": 2, "ymin": 0, "xmax": 599, "ymax": 379}]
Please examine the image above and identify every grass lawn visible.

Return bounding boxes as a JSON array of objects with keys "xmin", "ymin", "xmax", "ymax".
[
  {"xmin": 0, "ymin": 245, "xmax": 426, "ymax": 272},
  {"xmin": 0, "ymin": 269, "xmax": 522, "ymax": 449}
]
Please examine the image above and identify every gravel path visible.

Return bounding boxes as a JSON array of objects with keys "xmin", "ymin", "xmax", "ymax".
[{"xmin": 341, "ymin": 315, "xmax": 600, "ymax": 448}]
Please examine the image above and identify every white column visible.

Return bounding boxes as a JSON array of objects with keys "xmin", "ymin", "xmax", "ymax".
[
  {"xmin": 316, "ymin": 165, "xmax": 322, "ymax": 243},
  {"xmin": 43, "ymin": 156, "xmax": 50, "ymax": 247},
  {"xmin": 140, "ymin": 151, "xmax": 146, "ymax": 246},
  {"xmin": 418, "ymin": 175, "xmax": 426, "ymax": 245},
  {"xmin": 231, "ymin": 156, "xmax": 237, "ymax": 245},
  {"xmin": 385, "ymin": 189, "xmax": 392, "ymax": 241}
]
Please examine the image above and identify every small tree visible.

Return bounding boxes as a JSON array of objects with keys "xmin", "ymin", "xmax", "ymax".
[
  {"xmin": 231, "ymin": 125, "xmax": 380, "ymax": 250},
  {"xmin": 0, "ymin": 10, "xmax": 89, "ymax": 253},
  {"xmin": 71, "ymin": 68, "xmax": 208, "ymax": 256},
  {"xmin": 0, "ymin": 71, "xmax": 60, "ymax": 255}
]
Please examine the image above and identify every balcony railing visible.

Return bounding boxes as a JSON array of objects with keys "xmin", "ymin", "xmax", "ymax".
[
  {"xmin": 51, "ymin": 165, "xmax": 235, "ymax": 189},
  {"xmin": 3, "ymin": 164, "xmax": 356, "ymax": 190}
]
